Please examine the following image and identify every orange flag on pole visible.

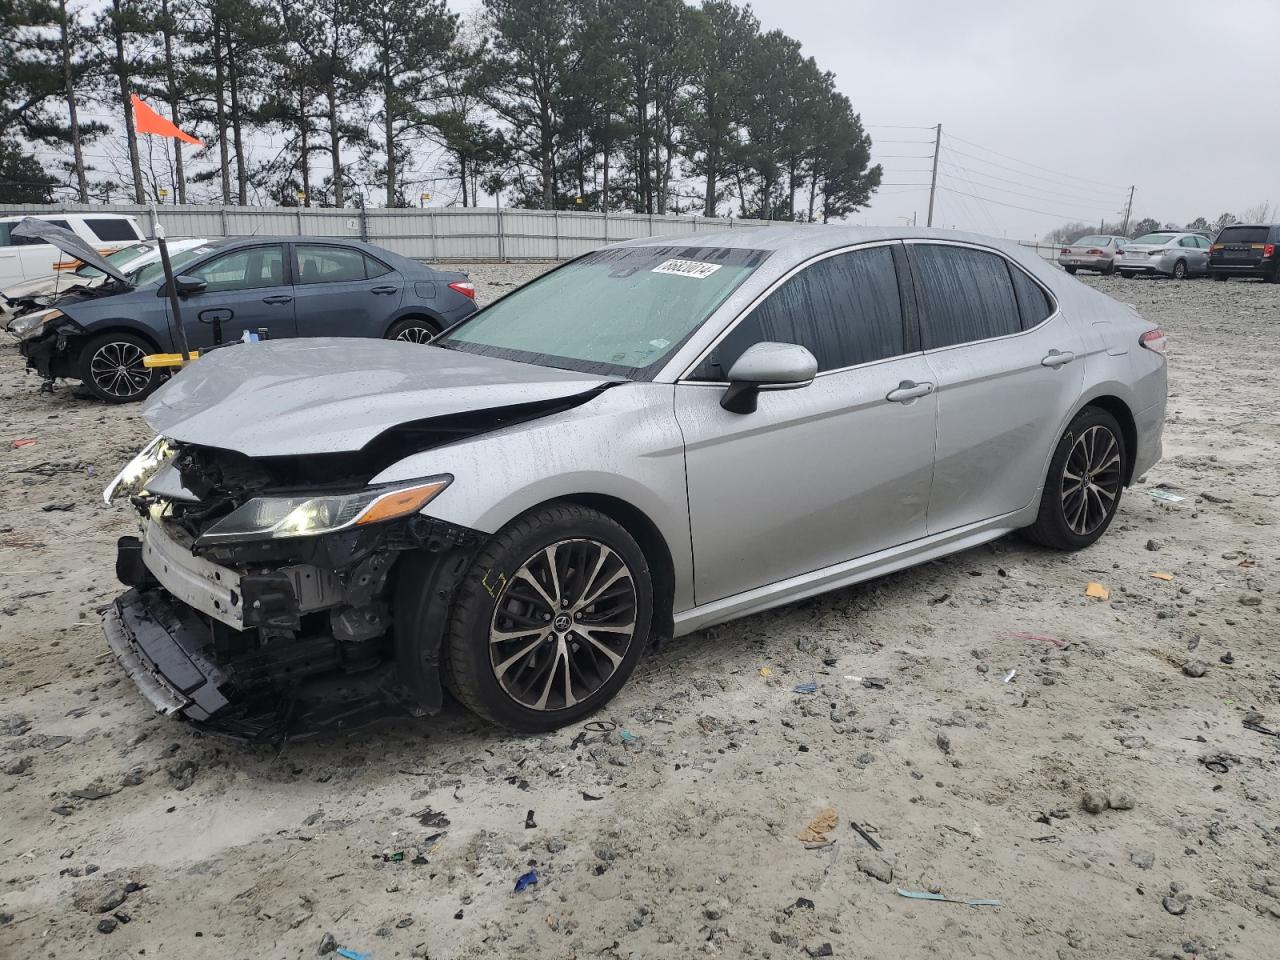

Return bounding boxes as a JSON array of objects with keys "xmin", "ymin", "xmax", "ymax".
[{"xmin": 131, "ymin": 95, "xmax": 202, "ymax": 146}]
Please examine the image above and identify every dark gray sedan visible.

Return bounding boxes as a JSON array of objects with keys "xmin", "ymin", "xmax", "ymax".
[{"xmin": 14, "ymin": 235, "xmax": 477, "ymax": 402}]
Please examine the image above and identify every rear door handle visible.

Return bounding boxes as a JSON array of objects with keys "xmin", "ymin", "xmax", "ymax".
[
  {"xmin": 370, "ymin": 285, "xmax": 398, "ymax": 295},
  {"xmin": 886, "ymin": 380, "xmax": 935, "ymax": 403},
  {"xmin": 262, "ymin": 295, "xmax": 293, "ymax": 305},
  {"xmin": 1041, "ymin": 349, "xmax": 1075, "ymax": 368}
]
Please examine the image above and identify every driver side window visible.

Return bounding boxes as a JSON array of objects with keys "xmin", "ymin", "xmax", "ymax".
[
  {"xmin": 191, "ymin": 245, "xmax": 285, "ymax": 293},
  {"xmin": 693, "ymin": 245, "xmax": 905, "ymax": 379}
]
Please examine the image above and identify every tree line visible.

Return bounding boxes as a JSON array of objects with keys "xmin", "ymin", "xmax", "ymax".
[
  {"xmin": 1049, "ymin": 203, "xmax": 1274, "ymax": 244},
  {"xmin": 0, "ymin": 0, "xmax": 882, "ymax": 222}
]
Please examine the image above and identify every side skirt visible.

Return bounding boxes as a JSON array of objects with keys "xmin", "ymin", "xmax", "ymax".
[{"xmin": 672, "ymin": 511, "xmax": 1027, "ymax": 637}]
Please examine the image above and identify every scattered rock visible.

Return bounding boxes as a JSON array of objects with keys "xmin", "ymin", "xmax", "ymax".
[
  {"xmin": 935, "ymin": 733, "xmax": 952, "ymax": 755},
  {"xmin": 1238, "ymin": 595, "xmax": 1262, "ymax": 607},
  {"xmin": 856, "ymin": 856, "xmax": 894, "ymax": 884},
  {"xmin": 795, "ymin": 636, "xmax": 820, "ymax": 655},
  {"xmin": 1145, "ymin": 539, "xmax": 1163, "ymax": 551},
  {"xmin": 0, "ymin": 715, "xmax": 31, "ymax": 736},
  {"xmin": 167, "ymin": 759, "xmax": 197, "ymax": 791},
  {"xmin": 1081, "ymin": 791, "xmax": 1109, "ymax": 814},
  {"xmin": 74, "ymin": 884, "xmax": 127, "ymax": 915},
  {"xmin": 41, "ymin": 502, "xmax": 75, "ymax": 512},
  {"xmin": 1109, "ymin": 791, "xmax": 1136, "ymax": 811},
  {"xmin": 96, "ymin": 917, "xmax": 117, "ymax": 934},
  {"xmin": 1131, "ymin": 850, "xmax": 1155, "ymax": 870},
  {"xmin": 3, "ymin": 756, "xmax": 32, "ymax": 775},
  {"xmin": 1162, "ymin": 895, "xmax": 1187, "ymax": 917},
  {"xmin": 1182, "ymin": 660, "xmax": 1208, "ymax": 678},
  {"xmin": 1220, "ymin": 652, "xmax": 1235, "ymax": 664},
  {"xmin": 806, "ymin": 944, "xmax": 834, "ymax": 958},
  {"xmin": 318, "ymin": 932, "xmax": 337, "ymax": 955}
]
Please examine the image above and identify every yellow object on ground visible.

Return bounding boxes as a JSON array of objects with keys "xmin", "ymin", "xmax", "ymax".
[
  {"xmin": 1085, "ymin": 581, "xmax": 1110, "ymax": 600},
  {"xmin": 796, "ymin": 807, "xmax": 838, "ymax": 844},
  {"xmin": 1151, "ymin": 572, "xmax": 1174, "ymax": 581},
  {"xmin": 143, "ymin": 351, "xmax": 201, "ymax": 368}
]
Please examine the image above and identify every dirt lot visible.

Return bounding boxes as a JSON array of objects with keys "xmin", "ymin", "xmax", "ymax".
[{"xmin": 1, "ymin": 267, "xmax": 1278, "ymax": 960}]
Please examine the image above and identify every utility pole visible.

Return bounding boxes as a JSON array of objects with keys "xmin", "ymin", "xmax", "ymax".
[
  {"xmin": 926, "ymin": 123, "xmax": 942, "ymax": 228},
  {"xmin": 1121, "ymin": 185, "xmax": 1135, "ymax": 235}
]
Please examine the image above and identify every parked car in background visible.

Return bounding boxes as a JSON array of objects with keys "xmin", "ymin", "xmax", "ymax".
[
  {"xmin": 1, "ymin": 238, "xmax": 208, "ymax": 322},
  {"xmin": 98, "ymin": 226, "xmax": 1167, "ymax": 737},
  {"xmin": 0, "ymin": 213, "xmax": 144, "ymax": 288},
  {"xmin": 1208, "ymin": 224, "xmax": 1279, "ymax": 282},
  {"xmin": 1057, "ymin": 235, "xmax": 1127, "ymax": 274},
  {"xmin": 1116, "ymin": 231, "xmax": 1210, "ymax": 279},
  {"xmin": 13, "ymin": 234, "xmax": 477, "ymax": 403}
]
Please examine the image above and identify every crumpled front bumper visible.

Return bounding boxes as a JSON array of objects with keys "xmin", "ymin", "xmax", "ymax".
[{"xmin": 103, "ymin": 587, "xmax": 231, "ymax": 721}]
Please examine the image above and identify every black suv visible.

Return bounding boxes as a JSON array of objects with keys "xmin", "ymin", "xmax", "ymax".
[{"xmin": 1208, "ymin": 224, "xmax": 1279, "ymax": 282}]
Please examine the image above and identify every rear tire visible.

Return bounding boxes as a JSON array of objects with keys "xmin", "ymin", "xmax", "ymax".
[
  {"xmin": 1022, "ymin": 406, "xmax": 1127, "ymax": 551},
  {"xmin": 1120, "ymin": 271, "xmax": 1136, "ymax": 279},
  {"xmin": 1064, "ymin": 266, "xmax": 1077, "ymax": 275},
  {"xmin": 1172, "ymin": 259, "xmax": 1188, "ymax": 280},
  {"xmin": 443, "ymin": 503, "xmax": 653, "ymax": 732},
  {"xmin": 77, "ymin": 332, "xmax": 160, "ymax": 404},
  {"xmin": 1103, "ymin": 261, "xmax": 1116, "ymax": 276},
  {"xmin": 1213, "ymin": 273, "xmax": 1229, "ymax": 282},
  {"xmin": 386, "ymin": 316, "xmax": 441, "ymax": 344}
]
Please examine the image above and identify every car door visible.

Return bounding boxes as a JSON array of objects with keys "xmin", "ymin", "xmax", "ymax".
[
  {"xmin": 1177, "ymin": 235, "xmax": 1202, "ymax": 275},
  {"xmin": 172, "ymin": 243, "xmax": 297, "ymax": 349},
  {"xmin": 908, "ymin": 242, "xmax": 1084, "ymax": 535},
  {"xmin": 289, "ymin": 243, "xmax": 405, "ymax": 338},
  {"xmin": 674, "ymin": 243, "xmax": 938, "ymax": 605}
]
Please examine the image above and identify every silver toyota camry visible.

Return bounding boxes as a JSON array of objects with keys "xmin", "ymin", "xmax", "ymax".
[{"xmin": 101, "ymin": 226, "xmax": 1168, "ymax": 736}]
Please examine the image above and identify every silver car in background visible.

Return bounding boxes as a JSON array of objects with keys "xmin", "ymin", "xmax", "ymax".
[
  {"xmin": 1117, "ymin": 231, "xmax": 1211, "ymax": 279},
  {"xmin": 1057, "ymin": 234, "xmax": 1127, "ymax": 275},
  {"xmin": 99, "ymin": 226, "xmax": 1168, "ymax": 736}
]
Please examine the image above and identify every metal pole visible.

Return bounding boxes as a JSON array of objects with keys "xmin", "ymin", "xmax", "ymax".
[
  {"xmin": 927, "ymin": 123, "xmax": 942, "ymax": 228},
  {"xmin": 153, "ymin": 214, "xmax": 191, "ymax": 363},
  {"xmin": 1121, "ymin": 185, "xmax": 1135, "ymax": 235}
]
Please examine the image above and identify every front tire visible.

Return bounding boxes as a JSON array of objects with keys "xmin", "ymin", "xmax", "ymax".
[
  {"xmin": 77, "ymin": 332, "xmax": 159, "ymax": 404},
  {"xmin": 1023, "ymin": 407, "xmax": 1127, "ymax": 551},
  {"xmin": 1213, "ymin": 273, "xmax": 1228, "ymax": 282},
  {"xmin": 386, "ymin": 316, "xmax": 441, "ymax": 344},
  {"xmin": 443, "ymin": 504, "xmax": 653, "ymax": 732},
  {"xmin": 1064, "ymin": 266, "xmax": 1077, "ymax": 275}
]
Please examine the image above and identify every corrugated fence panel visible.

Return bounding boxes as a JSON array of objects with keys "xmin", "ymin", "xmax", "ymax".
[{"xmin": 0, "ymin": 203, "xmax": 804, "ymax": 261}]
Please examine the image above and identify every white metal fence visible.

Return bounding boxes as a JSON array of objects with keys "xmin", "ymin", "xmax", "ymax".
[{"xmin": 0, "ymin": 202, "xmax": 776, "ymax": 261}]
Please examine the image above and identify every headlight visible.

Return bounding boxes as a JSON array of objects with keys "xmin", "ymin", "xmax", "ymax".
[
  {"xmin": 9, "ymin": 308, "xmax": 63, "ymax": 341},
  {"xmin": 102, "ymin": 436, "xmax": 176, "ymax": 504},
  {"xmin": 195, "ymin": 477, "xmax": 451, "ymax": 545}
]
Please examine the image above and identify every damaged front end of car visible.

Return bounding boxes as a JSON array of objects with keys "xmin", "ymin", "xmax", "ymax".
[{"xmin": 102, "ymin": 436, "xmax": 481, "ymax": 741}]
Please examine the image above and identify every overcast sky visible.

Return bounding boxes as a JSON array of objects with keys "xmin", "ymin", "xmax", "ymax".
[{"xmin": 742, "ymin": 0, "xmax": 1279, "ymax": 238}]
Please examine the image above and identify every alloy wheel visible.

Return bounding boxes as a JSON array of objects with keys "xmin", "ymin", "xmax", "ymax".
[
  {"xmin": 1061, "ymin": 425, "xmax": 1122, "ymax": 535},
  {"xmin": 89, "ymin": 340, "xmax": 151, "ymax": 399},
  {"xmin": 393, "ymin": 325, "xmax": 433, "ymax": 343},
  {"xmin": 488, "ymin": 538, "xmax": 637, "ymax": 712}
]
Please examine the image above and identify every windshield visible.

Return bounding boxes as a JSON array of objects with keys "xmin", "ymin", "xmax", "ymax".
[
  {"xmin": 75, "ymin": 242, "xmax": 156, "ymax": 279},
  {"xmin": 1133, "ymin": 233, "xmax": 1176, "ymax": 245},
  {"xmin": 1073, "ymin": 236, "xmax": 1112, "ymax": 247},
  {"xmin": 438, "ymin": 245, "xmax": 771, "ymax": 377},
  {"xmin": 130, "ymin": 245, "xmax": 216, "ymax": 285}
]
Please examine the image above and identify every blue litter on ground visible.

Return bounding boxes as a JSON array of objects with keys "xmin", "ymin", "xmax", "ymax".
[
  {"xmin": 895, "ymin": 888, "xmax": 1000, "ymax": 907},
  {"xmin": 794, "ymin": 682, "xmax": 817, "ymax": 694},
  {"xmin": 514, "ymin": 868, "xmax": 539, "ymax": 892},
  {"xmin": 336, "ymin": 949, "xmax": 371, "ymax": 960}
]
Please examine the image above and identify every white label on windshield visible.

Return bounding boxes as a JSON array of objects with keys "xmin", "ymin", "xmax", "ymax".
[{"xmin": 652, "ymin": 258, "xmax": 722, "ymax": 279}]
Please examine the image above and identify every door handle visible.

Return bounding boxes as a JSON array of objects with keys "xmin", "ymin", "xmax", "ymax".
[
  {"xmin": 1041, "ymin": 349, "xmax": 1075, "ymax": 368},
  {"xmin": 886, "ymin": 380, "xmax": 935, "ymax": 403},
  {"xmin": 262, "ymin": 295, "xmax": 293, "ymax": 305},
  {"xmin": 370, "ymin": 285, "xmax": 398, "ymax": 295}
]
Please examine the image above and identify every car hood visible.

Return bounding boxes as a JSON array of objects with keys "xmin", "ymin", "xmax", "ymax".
[
  {"xmin": 2, "ymin": 272, "xmax": 99, "ymax": 303},
  {"xmin": 143, "ymin": 338, "xmax": 619, "ymax": 457}
]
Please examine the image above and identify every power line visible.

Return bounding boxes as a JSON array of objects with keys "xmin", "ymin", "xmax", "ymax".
[
  {"xmin": 944, "ymin": 131, "xmax": 1128, "ymax": 191},
  {"xmin": 942, "ymin": 144, "xmax": 1127, "ymax": 195},
  {"xmin": 936, "ymin": 164, "xmax": 1118, "ymax": 216},
  {"xmin": 936, "ymin": 185, "xmax": 1112, "ymax": 223},
  {"xmin": 937, "ymin": 158, "xmax": 1126, "ymax": 209}
]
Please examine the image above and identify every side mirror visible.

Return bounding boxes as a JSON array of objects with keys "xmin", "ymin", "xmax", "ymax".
[
  {"xmin": 174, "ymin": 275, "xmax": 207, "ymax": 296},
  {"xmin": 720, "ymin": 341, "xmax": 818, "ymax": 414}
]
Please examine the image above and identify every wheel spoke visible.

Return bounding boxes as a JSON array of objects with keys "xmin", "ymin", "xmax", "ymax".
[
  {"xmin": 494, "ymin": 632, "xmax": 550, "ymax": 680},
  {"xmin": 513, "ymin": 567, "xmax": 557, "ymax": 613}
]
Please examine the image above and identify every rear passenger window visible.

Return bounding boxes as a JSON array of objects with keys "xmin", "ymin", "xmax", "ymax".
[
  {"xmin": 296, "ymin": 244, "xmax": 366, "ymax": 284},
  {"xmin": 911, "ymin": 245, "xmax": 1021, "ymax": 349},
  {"xmin": 364, "ymin": 255, "xmax": 392, "ymax": 279},
  {"xmin": 1009, "ymin": 265, "xmax": 1054, "ymax": 330},
  {"xmin": 87, "ymin": 218, "xmax": 138, "ymax": 242},
  {"xmin": 696, "ymin": 245, "xmax": 904, "ymax": 378}
]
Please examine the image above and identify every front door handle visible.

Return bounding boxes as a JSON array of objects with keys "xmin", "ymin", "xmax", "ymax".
[
  {"xmin": 370, "ymin": 285, "xmax": 398, "ymax": 295},
  {"xmin": 262, "ymin": 294, "xmax": 293, "ymax": 305},
  {"xmin": 886, "ymin": 380, "xmax": 935, "ymax": 403},
  {"xmin": 1041, "ymin": 349, "xmax": 1075, "ymax": 368}
]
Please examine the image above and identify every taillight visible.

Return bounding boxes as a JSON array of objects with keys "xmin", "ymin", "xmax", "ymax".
[
  {"xmin": 448, "ymin": 280, "xmax": 476, "ymax": 299},
  {"xmin": 1211, "ymin": 243, "xmax": 1224, "ymax": 251},
  {"xmin": 1061, "ymin": 248, "xmax": 1070, "ymax": 255},
  {"xmin": 1139, "ymin": 328, "xmax": 1167, "ymax": 355},
  {"xmin": 1265, "ymin": 243, "xmax": 1276, "ymax": 258},
  {"xmin": 1086, "ymin": 248, "xmax": 1104, "ymax": 256}
]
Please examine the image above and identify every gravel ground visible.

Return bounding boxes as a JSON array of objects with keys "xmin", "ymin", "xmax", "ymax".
[{"xmin": 1, "ymin": 267, "xmax": 1278, "ymax": 960}]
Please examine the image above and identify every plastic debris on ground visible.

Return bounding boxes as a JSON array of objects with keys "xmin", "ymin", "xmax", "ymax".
[
  {"xmin": 793, "ymin": 681, "xmax": 817, "ymax": 694},
  {"xmin": 1151, "ymin": 571, "xmax": 1174, "ymax": 581},
  {"xmin": 759, "ymin": 666, "xmax": 772, "ymax": 677},
  {"xmin": 1084, "ymin": 581, "xmax": 1110, "ymax": 600},
  {"xmin": 381, "ymin": 851, "xmax": 404, "ymax": 863},
  {"xmin": 849, "ymin": 820, "xmax": 882, "ymax": 851},
  {"xmin": 11, "ymin": 438, "xmax": 37, "ymax": 448},
  {"xmin": 1149, "ymin": 488, "xmax": 1185, "ymax": 503},
  {"xmin": 895, "ymin": 888, "xmax": 1001, "ymax": 906},
  {"xmin": 336, "ymin": 949, "xmax": 371, "ymax": 960},
  {"xmin": 514, "ymin": 869, "xmax": 539, "ymax": 892},
  {"xmin": 796, "ymin": 807, "xmax": 838, "ymax": 844},
  {"xmin": 619, "ymin": 729, "xmax": 638, "ymax": 743},
  {"xmin": 1002, "ymin": 669, "xmax": 1017, "ymax": 684}
]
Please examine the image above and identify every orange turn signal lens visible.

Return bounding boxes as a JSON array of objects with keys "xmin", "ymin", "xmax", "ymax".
[{"xmin": 355, "ymin": 479, "xmax": 450, "ymax": 526}]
